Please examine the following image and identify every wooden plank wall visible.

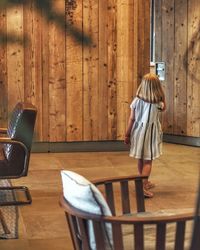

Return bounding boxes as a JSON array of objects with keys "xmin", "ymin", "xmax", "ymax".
[
  {"xmin": 0, "ymin": 7, "xmax": 7, "ymax": 127},
  {"xmin": 155, "ymin": 0, "xmax": 200, "ymax": 137},
  {"xmin": 0, "ymin": 0, "xmax": 150, "ymax": 142}
]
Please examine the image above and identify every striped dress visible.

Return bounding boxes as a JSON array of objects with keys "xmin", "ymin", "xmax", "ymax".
[{"xmin": 129, "ymin": 97, "xmax": 163, "ymax": 160}]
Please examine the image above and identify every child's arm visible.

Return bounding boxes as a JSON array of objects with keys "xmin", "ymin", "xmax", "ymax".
[{"xmin": 124, "ymin": 109, "xmax": 135, "ymax": 145}]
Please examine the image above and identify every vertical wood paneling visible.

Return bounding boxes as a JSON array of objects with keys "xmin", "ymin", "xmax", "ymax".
[
  {"xmin": 133, "ymin": 0, "xmax": 138, "ymax": 90},
  {"xmin": 120, "ymin": 0, "xmax": 150, "ymax": 137},
  {"xmin": 155, "ymin": 0, "xmax": 162, "ymax": 62},
  {"xmin": 48, "ymin": 0, "xmax": 66, "ymax": 141},
  {"xmin": 1, "ymin": 0, "xmax": 199, "ymax": 140},
  {"xmin": 126, "ymin": 0, "xmax": 135, "ymax": 132},
  {"xmin": 187, "ymin": 0, "xmax": 200, "ymax": 136},
  {"xmin": 137, "ymin": 0, "xmax": 150, "ymax": 83},
  {"xmin": 125, "ymin": 0, "xmax": 136, "ymax": 133},
  {"xmin": 83, "ymin": 0, "xmax": 99, "ymax": 140},
  {"xmin": 0, "ymin": 0, "xmax": 151, "ymax": 142},
  {"xmin": 66, "ymin": 0, "xmax": 83, "ymax": 141},
  {"xmin": 7, "ymin": 4, "xmax": 24, "ymax": 114},
  {"xmin": 137, "ymin": 0, "xmax": 150, "ymax": 82},
  {"xmin": 99, "ymin": 0, "xmax": 108, "ymax": 140},
  {"xmin": 0, "ymin": 9, "xmax": 7, "ymax": 127},
  {"xmin": 155, "ymin": 0, "xmax": 200, "ymax": 138},
  {"xmin": 136, "ymin": 0, "xmax": 144, "ymax": 82},
  {"xmin": 117, "ymin": 0, "xmax": 129, "ymax": 139},
  {"xmin": 107, "ymin": 0, "xmax": 117, "ymax": 140},
  {"xmin": 161, "ymin": 0, "xmax": 174, "ymax": 134},
  {"xmin": 24, "ymin": 0, "xmax": 43, "ymax": 140},
  {"xmin": 143, "ymin": 0, "xmax": 150, "ymax": 76},
  {"xmin": 174, "ymin": 0, "xmax": 187, "ymax": 135},
  {"xmin": 41, "ymin": 9, "xmax": 50, "ymax": 141},
  {"xmin": 155, "ymin": 0, "xmax": 164, "ymax": 128},
  {"xmin": 133, "ymin": 0, "xmax": 150, "ymax": 93}
]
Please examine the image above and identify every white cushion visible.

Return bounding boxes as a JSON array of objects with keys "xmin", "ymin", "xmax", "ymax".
[{"xmin": 61, "ymin": 170, "xmax": 113, "ymax": 250}]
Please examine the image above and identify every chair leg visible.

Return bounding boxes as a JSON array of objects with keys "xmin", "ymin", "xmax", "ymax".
[{"xmin": 0, "ymin": 209, "xmax": 11, "ymax": 234}]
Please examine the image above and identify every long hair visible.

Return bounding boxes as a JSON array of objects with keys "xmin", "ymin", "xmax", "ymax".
[{"xmin": 136, "ymin": 73, "xmax": 165, "ymax": 103}]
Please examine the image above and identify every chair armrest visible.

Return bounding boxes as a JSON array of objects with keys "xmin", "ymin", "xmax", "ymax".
[
  {"xmin": 0, "ymin": 137, "xmax": 28, "ymax": 154},
  {"xmin": 104, "ymin": 211, "xmax": 194, "ymax": 224},
  {"xmin": 60, "ymin": 195, "xmax": 194, "ymax": 223},
  {"xmin": 92, "ymin": 175, "xmax": 148, "ymax": 185},
  {"xmin": 0, "ymin": 128, "xmax": 7, "ymax": 134},
  {"xmin": 0, "ymin": 137, "xmax": 29, "ymax": 177}
]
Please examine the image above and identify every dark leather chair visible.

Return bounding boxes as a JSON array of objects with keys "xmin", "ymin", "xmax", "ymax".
[{"xmin": 0, "ymin": 102, "xmax": 37, "ymax": 206}]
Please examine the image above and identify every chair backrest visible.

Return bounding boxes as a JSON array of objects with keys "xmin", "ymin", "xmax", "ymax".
[
  {"xmin": 3, "ymin": 102, "xmax": 37, "ymax": 177},
  {"xmin": 60, "ymin": 195, "xmax": 194, "ymax": 250},
  {"xmin": 60, "ymin": 174, "xmax": 194, "ymax": 250}
]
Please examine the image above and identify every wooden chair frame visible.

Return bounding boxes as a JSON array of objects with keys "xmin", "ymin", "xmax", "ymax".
[{"xmin": 60, "ymin": 175, "xmax": 194, "ymax": 250}]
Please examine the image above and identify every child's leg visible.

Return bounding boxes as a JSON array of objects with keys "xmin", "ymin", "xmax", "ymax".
[
  {"xmin": 142, "ymin": 160, "xmax": 152, "ymax": 181},
  {"xmin": 142, "ymin": 160, "xmax": 153, "ymax": 197},
  {"xmin": 137, "ymin": 159, "xmax": 143, "ymax": 175}
]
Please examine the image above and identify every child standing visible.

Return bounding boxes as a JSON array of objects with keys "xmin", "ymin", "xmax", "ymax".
[{"xmin": 124, "ymin": 73, "xmax": 166, "ymax": 198}]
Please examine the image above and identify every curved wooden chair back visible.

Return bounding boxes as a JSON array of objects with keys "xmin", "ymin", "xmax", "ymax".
[{"xmin": 60, "ymin": 175, "xmax": 194, "ymax": 250}]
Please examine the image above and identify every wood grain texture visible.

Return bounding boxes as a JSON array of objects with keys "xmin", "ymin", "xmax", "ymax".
[
  {"xmin": 41, "ymin": 7, "xmax": 50, "ymax": 142},
  {"xmin": 6, "ymin": 4, "xmax": 24, "ymax": 114},
  {"xmin": 117, "ymin": 0, "xmax": 130, "ymax": 139},
  {"xmin": 155, "ymin": 0, "xmax": 162, "ymax": 62},
  {"xmin": 0, "ymin": 8, "xmax": 8, "ymax": 127},
  {"xmin": 66, "ymin": 0, "xmax": 83, "ymax": 141},
  {"xmin": 155, "ymin": 0, "xmax": 200, "ymax": 137},
  {"xmin": 154, "ymin": 0, "xmax": 164, "ymax": 128},
  {"xmin": 24, "ymin": 0, "xmax": 43, "ymax": 140},
  {"xmin": 83, "ymin": 0, "xmax": 99, "ymax": 141},
  {"xmin": 48, "ymin": 0, "xmax": 66, "ymax": 141},
  {"xmin": 187, "ymin": 0, "xmax": 200, "ymax": 137},
  {"xmin": 0, "ymin": 0, "xmax": 151, "ymax": 142},
  {"xmin": 107, "ymin": 0, "xmax": 117, "ymax": 140},
  {"xmin": 137, "ymin": 0, "xmax": 145, "ymax": 82},
  {"xmin": 126, "ymin": 0, "xmax": 135, "ymax": 134},
  {"xmin": 1, "ymin": 0, "xmax": 199, "ymax": 140},
  {"xmin": 133, "ymin": 0, "xmax": 138, "ymax": 90},
  {"xmin": 174, "ymin": 0, "xmax": 187, "ymax": 135},
  {"xmin": 161, "ymin": 0, "xmax": 175, "ymax": 134},
  {"xmin": 99, "ymin": 0, "xmax": 108, "ymax": 140},
  {"xmin": 138, "ymin": 0, "xmax": 150, "ymax": 81},
  {"xmin": 143, "ymin": 0, "xmax": 150, "ymax": 75},
  {"xmin": 133, "ymin": 0, "xmax": 150, "ymax": 90}
]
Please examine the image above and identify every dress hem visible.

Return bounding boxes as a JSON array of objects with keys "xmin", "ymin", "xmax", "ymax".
[{"xmin": 129, "ymin": 153, "xmax": 162, "ymax": 160}]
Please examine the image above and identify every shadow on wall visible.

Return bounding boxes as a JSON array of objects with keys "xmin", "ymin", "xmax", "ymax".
[
  {"xmin": 183, "ymin": 21, "xmax": 200, "ymax": 84},
  {"xmin": 0, "ymin": 0, "xmax": 92, "ymax": 46}
]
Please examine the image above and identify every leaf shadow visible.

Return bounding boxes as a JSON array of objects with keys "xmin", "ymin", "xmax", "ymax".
[{"xmin": 0, "ymin": 0, "xmax": 92, "ymax": 46}]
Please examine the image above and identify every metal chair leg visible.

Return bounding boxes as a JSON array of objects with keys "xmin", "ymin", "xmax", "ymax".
[
  {"xmin": 0, "ymin": 186, "xmax": 32, "ymax": 206},
  {"xmin": 0, "ymin": 209, "xmax": 11, "ymax": 234}
]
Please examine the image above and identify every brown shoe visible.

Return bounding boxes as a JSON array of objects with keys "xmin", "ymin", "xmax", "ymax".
[{"xmin": 143, "ymin": 188, "xmax": 154, "ymax": 198}]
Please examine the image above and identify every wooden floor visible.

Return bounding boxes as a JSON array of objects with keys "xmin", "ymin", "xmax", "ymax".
[{"xmin": 0, "ymin": 143, "xmax": 199, "ymax": 250}]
